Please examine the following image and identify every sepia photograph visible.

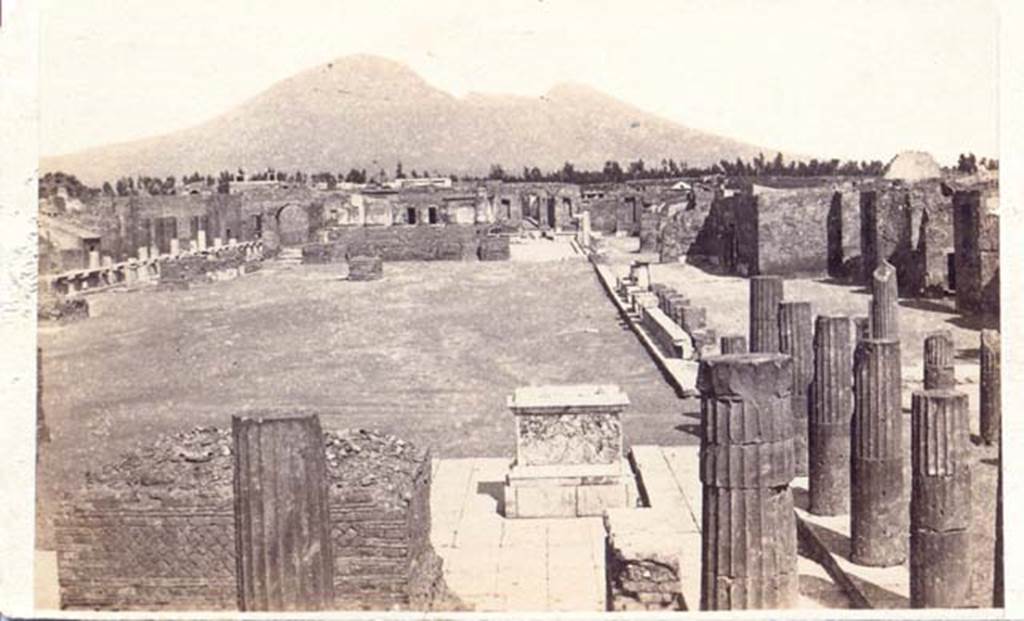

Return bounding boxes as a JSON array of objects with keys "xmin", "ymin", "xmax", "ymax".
[{"xmin": 3, "ymin": 0, "xmax": 1016, "ymax": 614}]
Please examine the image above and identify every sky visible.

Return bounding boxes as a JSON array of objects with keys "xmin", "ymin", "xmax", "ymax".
[{"xmin": 39, "ymin": 0, "xmax": 999, "ymax": 166}]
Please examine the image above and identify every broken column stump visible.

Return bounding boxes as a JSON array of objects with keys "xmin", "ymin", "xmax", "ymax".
[
  {"xmin": 779, "ymin": 301, "xmax": 813, "ymax": 476},
  {"xmin": 923, "ymin": 330, "xmax": 955, "ymax": 390},
  {"xmin": 503, "ymin": 385, "xmax": 637, "ymax": 518},
  {"xmin": 870, "ymin": 261, "xmax": 899, "ymax": 339},
  {"xmin": 697, "ymin": 354, "xmax": 797, "ymax": 610},
  {"xmin": 980, "ymin": 329, "xmax": 1001, "ymax": 445},
  {"xmin": 851, "ymin": 338, "xmax": 906, "ymax": 566},
  {"xmin": 233, "ymin": 414, "xmax": 335, "ymax": 611},
  {"xmin": 809, "ymin": 315, "xmax": 853, "ymax": 516},
  {"xmin": 719, "ymin": 335, "xmax": 748, "ymax": 354},
  {"xmin": 910, "ymin": 389, "xmax": 971, "ymax": 608},
  {"xmin": 749, "ymin": 275, "xmax": 784, "ymax": 353},
  {"xmin": 347, "ymin": 255, "xmax": 383, "ymax": 281}
]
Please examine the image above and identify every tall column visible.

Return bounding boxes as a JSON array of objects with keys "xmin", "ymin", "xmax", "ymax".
[
  {"xmin": 870, "ymin": 260, "xmax": 899, "ymax": 339},
  {"xmin": 698, "ymin": 354, "xmax": 797, "ymax": 610},
  {"xmin": 923, "ymin": 330, "xmax": 955, "ymax": 389},
  {"xmin": 809, "ymin": 315, "xmax": 853, "ymax": 516},
  {"xmin": 779, "ymin": 301, "xmax": 812, "ymax": 476},
  {"xmin": 720, "ymin": 335, "xmax": 748, "ymax": 354},
  {"xmin": 233, "ymin": 414, "xmax": 335, "ymax": 611},
  {"xmin": 749, "ymin": 276, "xmax": 783, "ymax": 353},
  {"xmin": 910, "ymin": 389, "xmax": 971, "ymax": 608},
  {"xmin": 851, "ymin": 338, "xmax": 906, "ymax": 566},
  {"xmin": 980, "ymin": 329, "xmax": 1000, "ymax": 445}
]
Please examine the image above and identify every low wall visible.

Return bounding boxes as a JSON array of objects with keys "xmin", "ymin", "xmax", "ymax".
[
  {"xmin": 306, "ymin": 225, "xmax": 506, "ymax": 263},
  {"xmin": 640, "ymin": 307, "xmax": 689, "ymax": 359},
  {"xmin": 56, "ymin": 426, "xmax": 449, "ymax": 611}
]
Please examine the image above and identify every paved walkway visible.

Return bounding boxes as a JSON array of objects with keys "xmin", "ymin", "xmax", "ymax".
[
  {"xmin": 430, "ymin": 457, "xmax": 607, "ymax": 611},
  {"xmin": 430, "ymin": 447, "xmax": 851, "ymax": 612}
]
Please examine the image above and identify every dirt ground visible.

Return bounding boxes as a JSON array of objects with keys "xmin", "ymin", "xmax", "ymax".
[{"xmin": 35, "ymin": 243, "xmax": 687, "ymax": 547}]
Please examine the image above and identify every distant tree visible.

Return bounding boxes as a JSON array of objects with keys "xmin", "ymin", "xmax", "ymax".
[
  {"xmin": 560, "ymin": 161, "xmax": 576, "ymax": 183},
  {"xmin": 602, "ymin": 160, "xmax": 624, "ymax": 183},
  {"xmin": 395, "ymin": 161, "xmax": 406, "ymax": 179},
  {"xmin": 957, "ymin": 153, "xmax": 978, "ymax": 174},
  {"xmin": 488, "ymin": 164, "xmax": 506, "ymax": 181},
  {"xmin": 218, "ymin": 171, "xmax": 232, "ymax": 194},
  {"xmin": 101, "ymin": 181, "xmax": 114, "ymax": 196}
]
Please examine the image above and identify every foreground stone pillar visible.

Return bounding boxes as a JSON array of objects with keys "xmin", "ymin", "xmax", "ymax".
[
  {"xmin": 870, "ymin": 260, "xmax": 899, "ymax": 339},
  {"xmin": 749, "ymin": 276, "xmax": 783, "ymax": 353},
  {"xmin": 698, "ymin": 354, "xmax": 797, "ymax": 610},
  {"xmin": 779, "ymin": 301, "xmax": 812, "ymax": 476},
  {"xmin": 233, "ymin": 414, "xmax": 335, "ymax": 611},
  {"xmin": 504, "ymin": 385, "xmax": 636, "ymax": 518},
  {"xmin": 910, "ymin": 389, "xmax": 971, "ymax": 608},
  {"xmin": 809, "ymin": 315, "xmax": 853, "ymax": 516},
  {"xmin": 923, "ymin": 330, "xmax": 955, "ymax": 389},
  {"xmin": 851, "ymin": 338, "xmax": 906, "ymax": 566},
  {"xmin": 980, "ymin": 329, "xmax": 1000, "ymax": 445},
  {"xmin": 719, "ymin": 335, "xmax": 747, "ymax": 354}
]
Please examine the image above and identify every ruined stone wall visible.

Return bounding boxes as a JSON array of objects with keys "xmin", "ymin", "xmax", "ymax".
[
  {"xmin": 309, "ymin": 224, "xmax": 491, "ymax": 262},
  {"xmin": 953, "ymin": 187, "xmax": 1000, "ymax": 315},
  {"xmin": 56, "ymin": 427, "xmax": 446, "ymax": 611},
  {"xmin": 751, "ymin": 187, "xmax": 836, "ymax": 276}
]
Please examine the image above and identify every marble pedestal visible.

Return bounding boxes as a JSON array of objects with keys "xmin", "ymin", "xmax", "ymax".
[{"xmin": 504, "ymin": 385, "xmax": 638, "ymax": 518}]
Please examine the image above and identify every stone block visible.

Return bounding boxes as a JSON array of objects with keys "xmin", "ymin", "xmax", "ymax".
[{"xmin": 505, "ymin": 484, "xmax": 577, "ymax": 519}]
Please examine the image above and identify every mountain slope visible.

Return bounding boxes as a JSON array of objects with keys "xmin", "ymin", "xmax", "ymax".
[{"xmin": 42, "ymin": 55, "xmax": 779, "ymax": 184}]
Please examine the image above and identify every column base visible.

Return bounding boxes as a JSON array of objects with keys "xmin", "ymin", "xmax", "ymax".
[{"xmin": 503, "ymin": 460, "xmax": 638, "ymax": 518}]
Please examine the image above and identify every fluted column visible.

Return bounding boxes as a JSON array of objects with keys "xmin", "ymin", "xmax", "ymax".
[
  {"xmin": 720, "ymin": 335, "xmax": 748, "ymax": 354},
  {"xmin": 698, "ymin": 354, "xmax": 797, "ymax": 610},
  {"xmin": 870, "ymin": 260, "xmax": 899, "ymax": 339},
  {"xmin": 923, "ymin": 330, "xmax": 955, "ymax": 389},
  {"xmin": 809, "ymin": 316, "xmax": 853, "ymax": 516},
  {"xmin": 851, "ymin": 338, "xmax": 906, "ymax": 566},
  {"xmin": 980, "ymin": 329, "xmax": 1000, "ymax": 445},
  {"xmin": 779, "ymin": 301, "xmax": 812, "ymax": 476},
  {"xmin": 910, "ymin": 390, "xmax": 971, "ymax": 608},
  {"xmin": 749, "ymin": 276, "xmax": 783, "ymax": 353},
  {"xmin": 853, "ymin": 315, "xmax": 870, "ymax": 343}
]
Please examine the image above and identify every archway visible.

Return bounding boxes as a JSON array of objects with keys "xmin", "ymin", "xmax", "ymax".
[{"xmin": 274, "ymin": 204, "xmax": 310, "ymax": 246}]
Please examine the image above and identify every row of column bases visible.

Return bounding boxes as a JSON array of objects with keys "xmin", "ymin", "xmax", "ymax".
[{"xmin": 698, "ymin": 261, "xmax": 1001, "ymax": 610}]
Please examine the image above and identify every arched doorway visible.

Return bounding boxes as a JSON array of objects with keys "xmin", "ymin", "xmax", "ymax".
[{"xmin": 275, "ymin": 204, "xmax": 310, "ymax": 246}]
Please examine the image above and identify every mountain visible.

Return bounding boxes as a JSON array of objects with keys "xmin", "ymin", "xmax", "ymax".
[{"xmin": 42, "ymin": 55, "xmax": 782, "ymax": 184}]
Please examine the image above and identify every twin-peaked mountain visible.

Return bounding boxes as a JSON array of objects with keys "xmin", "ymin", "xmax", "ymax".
[{"xmin": 42, "ymin": 55, "xmax": 774, "ymax": 185}]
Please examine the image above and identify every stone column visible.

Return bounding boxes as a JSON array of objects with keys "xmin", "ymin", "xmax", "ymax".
[
  {"xmin": 197, "ymin": 229, "xmax": 207, "ymax": 250},
  {"xmin": 87, "ymin": 249, "xmax": 100, "ymax": 269},
  {"xmin": 214, "ymin": 236, "xmax": 223, "ymax": 248},
  {"xmin": 137, "ymin": 246, "xmax": 149, "ymax": 261},
  {"xmin": 851, "ymin": 338, "xmax": 906, "ymax": 566},
  {"xmin": 980, "ymin": 329, "xmax": 1000, "ymax": 445},
  {"xmin": 170, "ymin": 238, "xmax": 180, "ymax": 255},
  {"xmin": 809, "ymin": 315, "xmax": 853, "ymax": 516},
  {"xmin": 233, "ymin": 414, "xmax": 335, "ymax": 611},
  {"xmin": 719, "ymin": 335, "xmax": 747, "ymax": 354},
  {"xmin": 910, "ymin": 389, "xmax": 971, "ymax": 608},
  {"xmin": 779, "ymin": 301, "xmax": 812, "ymax": 476},
  {"xmin": 923, "ymin": 330, "xmax": 955, "ymax": 390},
  {"xmin": 749, "ymin": 276, "xmax": 783, "ymax": 353},
  {"xmin": 580, "ymin": 210, "xmax": 592, "ymax": 248},
  {"xmin": 870, "ymin": 260, "xmax": 899, "ymax": 339},
  {"xmin": 698, "ymin": 354, "xmax": 797, "ymax": 610}
]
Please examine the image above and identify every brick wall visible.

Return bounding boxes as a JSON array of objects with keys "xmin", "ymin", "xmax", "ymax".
[
  {"xmin": 751, "ymin": 187, "xmax": 836, "ymax": 276},
  {"xmin": 308, "ymin": 225, "xmax": 504, "ymax": 262},
  {"xmin": 55, "ymin": 427, "xmax": 447, "ymax": 611}
]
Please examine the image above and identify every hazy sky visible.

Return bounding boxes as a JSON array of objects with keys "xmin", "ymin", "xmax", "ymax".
[{"xmin": 40, "ymin": 0, "xmax": 998, "ymax": 165}]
